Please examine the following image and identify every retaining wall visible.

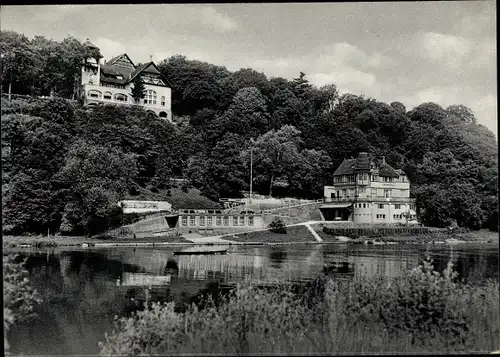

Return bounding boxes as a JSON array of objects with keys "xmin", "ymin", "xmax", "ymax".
[{"xmin": 323, "ymin": 226, "xmax": 435, "ymax": 238}]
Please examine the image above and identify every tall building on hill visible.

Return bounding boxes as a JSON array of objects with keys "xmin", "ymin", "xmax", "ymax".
[
  {"xmin": 321, "ymin": 152, "xmax": 418, "ymax": 224},
  {"xmin": 76, "ymin": 39, "xmax": 172, "ymax": 121}
]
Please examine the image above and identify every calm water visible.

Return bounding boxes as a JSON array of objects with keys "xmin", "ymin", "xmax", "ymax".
[{"xmin": 5, "ymin": 243, "xmax": 499, "ymax": 355}]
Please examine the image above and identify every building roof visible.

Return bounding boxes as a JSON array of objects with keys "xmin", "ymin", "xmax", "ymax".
[
  {"xmin": 83, "ymin": 39, "xmax": 99, "ymax": 49},
  {"xmin": 99, "ymin": 56, "xmax": 171, "ymax": 87},
  {"xmin": 100, "ymin": 76, "xmax": 127, "ymax": 85},
  {"xmin": 333, "ymin": 153, "xmax": 401, "ymax": 178},
  {"xmin": 333, "ymin": 158, "xmax": 357, "ymax": 176},
  {"xmin": 101, "ymin": 63, "xmax": 135, "ymax": 81},
  {"xmin": 107, "ymin": 53, "xmax": 136, "ymax": 68}
]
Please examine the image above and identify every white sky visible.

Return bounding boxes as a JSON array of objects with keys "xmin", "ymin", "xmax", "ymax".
[{"xmin": 1, "ymin": 3, "xmax": 497, "ymax": 135}]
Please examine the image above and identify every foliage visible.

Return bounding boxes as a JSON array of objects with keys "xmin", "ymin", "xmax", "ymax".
[
  {"xmin": 130, "ymin": 76, "xmax": 146, "ymax": 103},
  {"xmin": 268, "ymin": 217, "xmax": 287, "ymax": 234},
  {"xmin": 1, "ymin": 30, "xmax": 498, "ymax": 233},
  {"xmin": 99, "ymin": 261, "xmax": 499, "ymax": 355},
  {"xmin": 3, "ymin": 254, "xmax": 43, "ymax": 354}
]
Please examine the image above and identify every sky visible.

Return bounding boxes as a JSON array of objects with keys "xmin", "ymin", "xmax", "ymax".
[{"xmin": 1, "ymin": 3, "xmax": 497, "ymax": 135}]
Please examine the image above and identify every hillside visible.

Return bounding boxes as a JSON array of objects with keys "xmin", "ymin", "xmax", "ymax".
[{"xmin": 1, "ymin": 29, "xmax": 498, "ymax": 235}]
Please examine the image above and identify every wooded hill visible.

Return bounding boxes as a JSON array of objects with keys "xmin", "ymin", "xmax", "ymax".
[{"xmin": 1, "ymin": 31, "xmax": 498, "ymax": 235}]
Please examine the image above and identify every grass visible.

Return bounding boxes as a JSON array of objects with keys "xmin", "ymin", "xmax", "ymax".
[
  {"xmin": 224, "ymin": 225, "xmax": 317, "ymax": 243},
  {"xmin": 99, "ymin": 258, "xmax": 500, "ymax": 355}
]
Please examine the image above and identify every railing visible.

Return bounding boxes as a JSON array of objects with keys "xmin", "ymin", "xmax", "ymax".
[{"xmin": 323, "ymin": 197, "xmax": 416, "ymax": 203}]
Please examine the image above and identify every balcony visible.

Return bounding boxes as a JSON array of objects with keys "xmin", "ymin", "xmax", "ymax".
[{"xmin": 324, "ymin": 196, "xmax": 416, "ymax": 203}]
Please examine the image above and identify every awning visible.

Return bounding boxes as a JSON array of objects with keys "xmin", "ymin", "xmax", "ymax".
[{"xmin": 320, "ymin": 203, "xmax": 353, "ymax": 209}]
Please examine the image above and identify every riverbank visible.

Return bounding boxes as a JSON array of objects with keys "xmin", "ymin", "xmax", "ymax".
[
  {"xmin": 2, "ymin": 235, "xmax": 192, "ymax": 248},
  {"xmin": 3, "ymin": 228, "xmax": 497, "ymax": 249}
]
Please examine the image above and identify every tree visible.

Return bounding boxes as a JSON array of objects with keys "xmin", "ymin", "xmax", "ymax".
[
  {"xmin": 130, "ymin": 75, "xmax": 146, "ymax": 103},
  {"xmin": 57, "ymin": 140, "xmax": 139, "ymax": 235},
  {"xmin": 214, "ymin": 87, "xmax": 270, "ymax": 139},
  {"xmin": 242, "ymin": 125, "xmax": 303, "ymax": 197}
]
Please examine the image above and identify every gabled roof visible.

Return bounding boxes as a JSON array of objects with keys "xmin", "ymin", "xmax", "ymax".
[
  {"xmin": 128, "ymin": 62, "xmax": 172, "ymax": 87},
  {"xmin": 333, "ymin": 159, "xmax": 357, "ymax": 176},
  {"xmin": 333, "ymin": 154, "xmax": 401, "ymax": 178},
  {"xmin": 107, "ymin": 53, "xmax": 136, "ymax": 68}
]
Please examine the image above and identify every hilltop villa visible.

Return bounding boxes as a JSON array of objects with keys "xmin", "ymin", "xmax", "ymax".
[
  {"xmin": 321, "ymin": 152, "xmax": 417, "ymax": 224},
  {"xmin": 76, "ymin": 39, "xmax": 172, "ymax": 121}
]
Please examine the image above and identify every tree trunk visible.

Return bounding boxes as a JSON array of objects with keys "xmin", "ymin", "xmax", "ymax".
[
  {"xmin": 269, "ymin": 173, "xmax": 275, "ymax": 197},
  {"xmin": 8, "ymin": 81, "xmax": 12, "ymax": 101}
]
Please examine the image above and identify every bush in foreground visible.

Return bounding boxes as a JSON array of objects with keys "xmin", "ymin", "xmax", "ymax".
[
  {"xmin": 99, "ymin": 258, "xmax": 499, "ymax": 355},
  {"xmin": 3, "ymin": 254, "xmax": 42, "ymax": 355}
]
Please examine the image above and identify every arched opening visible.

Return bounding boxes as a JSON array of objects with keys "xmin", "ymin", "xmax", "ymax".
[
  {"xmin": 86, "ymin": 102, "xmax": 98, "ymax": 107},
  {"xmin": 159, "ymin": 111, "xmax": 168, "ymax": 118},
  {"xmin": 88, "ymin": 90, "xmax": 102, "ymax": 98},
  {"xmin": 160, "ymin": 96, "xmax": 166, "ymax": 106},
  {"xmin": 146, "ymin": 110, "xmax": 157, "ymax": 116},
  {"xmin": 114, "ymin": 93, "xmax": 128, "ymax": 102},
  {"xmin": 103, "ymin": 91, "xmax": 112, "ymax": 100}
]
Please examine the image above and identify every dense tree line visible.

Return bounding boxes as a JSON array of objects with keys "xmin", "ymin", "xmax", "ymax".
[{"xmin": 1, "ymin": 31, "xmax": 498, "ymax": 235}]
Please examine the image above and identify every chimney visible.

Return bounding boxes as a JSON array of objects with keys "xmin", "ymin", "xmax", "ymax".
[{"xmin": 149, "ymin": 54, "xmax": 153, "ymax": 62}]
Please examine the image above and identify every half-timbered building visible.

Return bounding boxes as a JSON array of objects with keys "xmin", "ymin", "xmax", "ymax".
[{"xmin": 77, "ymin": 39, "xmax": 172, "ymax": 121}]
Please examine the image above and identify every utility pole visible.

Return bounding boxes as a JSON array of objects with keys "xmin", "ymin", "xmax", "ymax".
[{"xmin": 249, "ymin": 145, "xmax": 253, "ymax": 205}]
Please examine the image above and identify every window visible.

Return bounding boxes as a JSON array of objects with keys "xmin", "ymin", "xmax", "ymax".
[
  {"xmin": 233, "ymin": 216, "xmax": 238, "ymax": 226},
  {"xmin": 207, "ymin": 216, "xmax": 213, "ymax": 226},
  {"xmin": 248, "ymin": 216, "xmax": 254, "ymax": 226},
  {"xmin": 385, "ymin": 189, "xmax": 391, "ymax": 198},
  {"xmin": 372, "ymin": 175, "xmax": 378, "ymax": 182},
  {"xmin": 145, "ymin": 89, "xmax": 157, "ymax": 105},
  {"xmin": 349, "ymin": 175, "xmax": 355, "ymax": 182},
  {"xmin": 199, "ymin": 216, "xmax": 205, "ymax": 226},
  {"xmin": 216, "ymin": 216, "xmax": 222, "ymax": 226},
  {"xmin": 161, "ymin": 96, "xmax": 166, "ymax": 106},
  {"xmin": 377, "ymin": 214, "xmax": 386, "ymax": 219},
  {"xmin": 395, "ymin": 204, "xmax": 401, "ymax": 210},
  {"xmin": 114, "ymin": 93, "xmax": 127, "ymax": 102},
  {"xmin": 103, "ymin": 91, "xmax": 112, "ymax": 100},
  {"xmin": 410, "ymin": 204, "xmax": 416, "ymax": 210},
  {"xmin": 223, "ymin": 216, "xmax": 229, "ymax": 226},
  {"xmin": 190, "ymin": 216, "xmax": 195, "ymax": 226},
  {"xmin": 239, "ymin": 216, "xmax": 245, "ymax": 226},
  {"xmin": 363, "ymin": 203, "xmax": 366, "ymax": 208},
  {"xmin": 181, "ymin": 216, "xmax": 188, "ymax": 226},
  {"xmin": 88, "ymin": 90, "xmax": 101, "ymax": 98},
  {"xmin": 378, "ymin": 204, "xmax": 384, "ymax": 209},
  {"xmin": 334, "ymin": 176, "xmax": 342, "ymax": 183}
]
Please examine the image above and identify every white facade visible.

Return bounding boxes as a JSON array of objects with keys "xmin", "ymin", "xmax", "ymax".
[
  {"xmin": 78, "ymin": 46, "xmax": 172, "ymax": 121},
  {"xmin": 322, "ymin": 153, "xmax": 417, "ymax": 224}
]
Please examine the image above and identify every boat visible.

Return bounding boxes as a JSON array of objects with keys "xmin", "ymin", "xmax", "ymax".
[{"xmin": 173, "ymin": 246, "xmax": 228, "ymax": 256}]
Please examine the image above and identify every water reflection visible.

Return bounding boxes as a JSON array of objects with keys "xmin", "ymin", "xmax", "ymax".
[{"xmin": 4, "ymin": 243, "xmax": 498, "ymax": 355}]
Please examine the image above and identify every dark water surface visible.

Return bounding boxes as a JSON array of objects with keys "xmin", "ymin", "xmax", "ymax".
[{"xmin": 5, "ymin": 243, "xmax": 499, "ymax": 355}]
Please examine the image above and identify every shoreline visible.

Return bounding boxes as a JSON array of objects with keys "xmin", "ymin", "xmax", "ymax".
[{"xmin": 3, "ymin": 230, "xmax": 497, "ymax": 249}]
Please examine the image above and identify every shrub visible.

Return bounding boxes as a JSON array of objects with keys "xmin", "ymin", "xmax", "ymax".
[
  {"xmin": 99, "ymin": 260, "xmax": 499, "ymax": 355},
  {"xmin": 3, "ymin": 254, "xmax": 42, "ymax": 354},
  {"xmin": 268, "ymin": 217, "xmax": 287, "ymax": 234}
]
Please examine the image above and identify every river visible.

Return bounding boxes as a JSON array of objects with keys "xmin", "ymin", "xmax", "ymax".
[{"xmin": 4, "ymin": 243, "xmax": 499, "ymax": 355}]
